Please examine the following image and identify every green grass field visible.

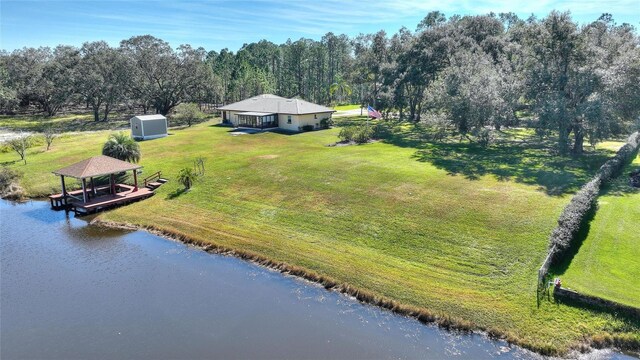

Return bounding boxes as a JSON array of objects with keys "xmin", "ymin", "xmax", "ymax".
[
  {"xmin": 0, "ymin": 113, "xmax": 130, "ymax": 132},
  {"xmin": 1, "ymin": 119, "xmax": 638, "ymax": 354},
  {"xmin": 332, "ymin": 104, "xmax": 361, "ymax": 111},
  {"xmin": 557, "ymin": 154, "xmax": 640, "ymax": 308}
]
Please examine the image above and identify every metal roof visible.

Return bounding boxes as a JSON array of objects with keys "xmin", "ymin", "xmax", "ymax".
[
  {"xmin": 53, "ymin": 155, "xmax": 142, "ymax": 179},
  {"xmin": 131, "ymin": 114, "xmax": 167, "ymax": 121},
  {"xmin": 217, "ymin": 94, "xmax": 335, "ymax": 115}
]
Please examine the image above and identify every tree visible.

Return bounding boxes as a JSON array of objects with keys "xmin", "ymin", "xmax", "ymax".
[
  {"xmin": 120, "ymin": 36, "xmax": 211, "ymax": 115},
  {"xmin": 44, "ymin": 128, "xmax": 57, "ymax": 151},
  {"xmin": 329, "ymin": 75, "xmax": 352, "ymax": 104},
  {"xmin": 39, "ymin": 45, "xmax": 80, "ymax": 116},
  {"xmin": 177, "ymin": 167, "xmax": 196, "ymax": 190},
  {"xmin": 523, "ymin": 12, "xmax": 640, "ymax": 154},
  {"xmin": 416, "ymin": 11, "xmax": 446, "ymax": 31},
  {"xmin": 352, "ymin": 31, "xmax": 389, "ymax": 108},
  {"xmin": 173, "ymin": 103, "xmax": 203, "ymax": 127},
  {"xmin": 0, "ymin": 53, "xmax": 18, "ymax": 113},
  {"xmin": 77, "ymin": 41, "xmax": 129, "ymax": 121},
  {"xmin": 7, "ymin": 133, "xmax": 31, "ymax": 164},
  {"xmin": 102, "ymin": 132, "xmax": 141, "ymax": 163},
  {"xmin": 5, "ymin": 46, "xmax": 79, "ymax": 116},
  {"xmin": 428, "ymin": 47, "xmax": 520, "ymax": 137}
]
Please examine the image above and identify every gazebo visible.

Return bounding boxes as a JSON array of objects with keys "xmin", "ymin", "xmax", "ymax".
[{"xmin": 49, "ymin": 155, "xmax": 151, "ymax": 213}]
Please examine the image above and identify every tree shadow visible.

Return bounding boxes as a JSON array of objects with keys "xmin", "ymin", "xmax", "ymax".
[
  {"xmin": 166, "ymin": 188, "xmax": 188, "ymax": 199},
  {"xmin": 377, "ymin": 123, "xmax": 615, "ymax": 196}
]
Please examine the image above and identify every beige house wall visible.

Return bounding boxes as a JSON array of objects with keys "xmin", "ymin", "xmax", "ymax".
[{"xmin": 278, "ymin": 112, "xmax": 333, "ymax": 132}]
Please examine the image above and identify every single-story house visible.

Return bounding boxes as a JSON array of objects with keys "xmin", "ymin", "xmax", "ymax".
[
  {"xmin": 130, "ymin": 114, "xmax": 168, "ymax": 140},
  {"xmin": 217, "ymin": 94, "xmax": 335, "ymax": 132}
]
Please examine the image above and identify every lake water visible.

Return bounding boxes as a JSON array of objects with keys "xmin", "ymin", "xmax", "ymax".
[{"xmin": 0, "ymin": 200, "xmax": 632, "ymax": 359}]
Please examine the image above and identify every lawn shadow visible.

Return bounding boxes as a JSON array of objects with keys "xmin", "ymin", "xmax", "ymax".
[
  {"xmin": 378, "ymin": 123, "xmax": 615, "ymax": 196},
  {"xmin": 552, "ymin": 290, "xmax": 640, "ymax": 328},
  {"xmin": 549, "ymin": 204, "xmax": 597, "ymax": 276},
  {"xmin": 166, "ymin": 188, "xmax": 188, "ymax": 199}
]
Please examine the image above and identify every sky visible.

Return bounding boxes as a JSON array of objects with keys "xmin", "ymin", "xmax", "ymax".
[{"xmin": 1, "ymin": 0, "xmax": 639, "ymax": 52}]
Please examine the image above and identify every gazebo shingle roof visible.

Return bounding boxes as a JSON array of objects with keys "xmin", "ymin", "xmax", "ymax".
[{"xmin": 53, "ymin": 155, "xmax": 141, "ymax": 179}]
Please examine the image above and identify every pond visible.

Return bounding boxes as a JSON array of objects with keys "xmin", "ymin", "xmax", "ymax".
[{"xmin": 0, "ymin": 200, "xmax": 630, "ymax": 359}]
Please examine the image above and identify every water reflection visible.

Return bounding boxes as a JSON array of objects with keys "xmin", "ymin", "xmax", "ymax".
[{"xmin": 0, "ymin": 200, "xmax": 632, "ymax": 360}]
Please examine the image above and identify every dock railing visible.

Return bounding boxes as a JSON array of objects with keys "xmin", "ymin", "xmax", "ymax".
[{"xmin": 143, "ymin": 171, "xmax": 162, "ymax": 187}]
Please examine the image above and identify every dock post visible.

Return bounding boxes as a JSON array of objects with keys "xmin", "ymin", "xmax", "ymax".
[
  {"xmin": 81, "ymin": 179, "xmax": 88, "ymax": 203},
  {"xmin": 60, "ymin": 175, "xmax": 67, "ymax": 206}
]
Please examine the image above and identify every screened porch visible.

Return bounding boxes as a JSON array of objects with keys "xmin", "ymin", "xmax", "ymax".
[{"xmin": 236, "ymin": 112, "xmax": 278, "ymax": 129}]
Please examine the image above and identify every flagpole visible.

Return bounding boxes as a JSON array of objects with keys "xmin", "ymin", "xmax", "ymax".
[{"xmin": 366, "ymin": 104, "xmax": 369, "ymax": 128}]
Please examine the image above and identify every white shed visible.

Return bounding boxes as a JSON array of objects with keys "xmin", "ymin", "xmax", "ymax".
[{"xmin": 130, "ymin": 115, "xmax": 168, "ymax": 140}]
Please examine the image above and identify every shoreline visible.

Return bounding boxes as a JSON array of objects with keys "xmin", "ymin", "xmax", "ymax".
[
  {"xmin": 1, "ymin": 187, "xmax": 638, "ymax": 357},
  {"xmin": 90, "ymin": 216, "xmax": 626, "ymax": 358}
]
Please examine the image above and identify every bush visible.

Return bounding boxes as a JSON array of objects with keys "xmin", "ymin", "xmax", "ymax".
[
  {"xmin": 177, "ymin": 167, "xmax": 196, "ymax": 190},
  {"xmin": 472, "ymin": 128, "xmax": 494, "ymax": 147},
  {"xmin": 319, "ymin": 118, "xmax": 333, "ymax": 129},
  {"xmin": 352, "ymin": 125, "xmax": 373, "ymax": 144},
  {"xmin": 545, "ymin": 131, "xmax": 640, "ymax": 268},
  {"xmin": 172, "ymin": 103, "xmax": 204, "ymax": 127},
  {"xmin": 372, "ymin": 122, "xmax": 391, "ymax": 140},
  {"xmin": 338, "ymin": 126, "xmax": 355, "ymax": 142},
  {"xmin": 301, "ymin": 124, "xmax": 314, "ymax": 132},
  {"xmin": 338, "ymin": 124, "xmax": 374, "ymax": 144},
  {"xmin": 0, "ymin": 167, "xmax": 24, "ymax": 200}
]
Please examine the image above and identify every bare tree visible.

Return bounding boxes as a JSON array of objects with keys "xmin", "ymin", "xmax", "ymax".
[
  {"xmin": 7, "ymin": 133, "xmax": 31, "ymax": 164},
  {"xmin": 44, "ymin": 128, "xmax": 57, "ymax": 151}
]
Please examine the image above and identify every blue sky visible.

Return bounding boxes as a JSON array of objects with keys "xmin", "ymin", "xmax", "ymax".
[{"xmin": 1, "ymin": 0, "xmax": 639, "ymax": 52}]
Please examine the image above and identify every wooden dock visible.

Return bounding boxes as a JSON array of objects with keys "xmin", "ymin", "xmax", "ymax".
[
  {"xmin": 49, "ymin": 184, "xmax": 156, "ymax": 215},
  {"xmin": 70, "ymin": 187, "xmax": 154, "ymax": 215}
]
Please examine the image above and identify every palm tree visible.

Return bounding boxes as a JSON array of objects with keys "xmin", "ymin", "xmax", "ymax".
[
  {"xmin": 177, "ymin": 167, "xmax": 196, "ymax": 190},
  {"xmin": 329, "ymin": 76, "xmax": 353, "ymax": 105},
  {"xmin": 102, "ymin": 132, "xmax": 141, "ymax": 163}
]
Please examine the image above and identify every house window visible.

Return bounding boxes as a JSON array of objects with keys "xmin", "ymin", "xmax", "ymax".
[
  {"xmin": 287, "ymin": 115, "xmax": 292, "ymax": 124},
  {"xmin": 314, "ymin": 114, "xmax": 317, "ymax": 119}
]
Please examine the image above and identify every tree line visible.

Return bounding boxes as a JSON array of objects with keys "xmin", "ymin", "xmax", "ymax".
[{"xmin": 1, "ymin": 10, "xmax": 639, "ymax": 154}]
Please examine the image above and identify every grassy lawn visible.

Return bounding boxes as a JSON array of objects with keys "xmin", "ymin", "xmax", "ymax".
[
  {"xmin": 0, "ymin": 113, "xmax": 130, "ymax": 132},
  {"xmin": 556, "ymin": 154, "xmax": 640, "ymax": 308},
  {"xmin": 332, "ymin": 104, "xmax": 361, "ymax": 111},
  {"xmin": 1, "ymin": 119, "xmax": 638, "ymax": 354},
  {"xmin": 0, "ymin": 112, "xmax": 215, "ymax": 133}
]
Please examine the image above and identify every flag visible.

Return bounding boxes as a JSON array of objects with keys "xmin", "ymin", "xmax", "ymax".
[{"xmin": 367, "ymin": 105, "xmax": 382, "ymax": 119}]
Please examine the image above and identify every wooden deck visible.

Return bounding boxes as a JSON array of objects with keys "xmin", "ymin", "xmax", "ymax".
[
  {"xmin": 70, "ymin": 187, "xmax": 154, "ymax": 214},
  {"xmin": 49, "ymin": 183, "xmax": 155, "ymax": 214}
]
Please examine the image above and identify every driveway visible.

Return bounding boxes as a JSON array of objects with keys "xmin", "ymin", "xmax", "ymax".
[{"xmin": 333, "ymin": 108, "xmax": 364, "ymax": 117}]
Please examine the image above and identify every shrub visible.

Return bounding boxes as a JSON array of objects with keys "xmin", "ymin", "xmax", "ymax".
[
  {"xmin": 544, "ymin": 131, "xmax": 640, "ymax": 269},
  {"xmin": 319, "ymin": 118, "xmax": 333, "ymax": 129},
  {"xmin": 338, "ymin": 126, "xmax": 356, "ymax": 142},
  {"xmin": 0, "ymin": 167, "xmax": 24, "ymax": 200},
  {"xmin": 372, "ymin": 122, "xmax": 391, "ymax": 139},
  {"xmin": 172, "ymin": 103, "xmax": 204, "ymax": 127},
  {"xmin": 338, "ymin": 125, "xmax": 374, "ymax": 144},
  {"xmin": 472, "ymin": 128, "xmax": 494, "ymax": 147},
  {"xmin": 177, "ymin": 167, "xmax": 196, "ymax": 190},
  {"xmin": 102, "ymin": 132, "xmax": 141, "ymax": 163},
  {"xmin": 352, "ymin": 125, "xmax": 373, "ymax": 144},
  {"xmin": 301, "ymin": 124, "xmax": 314, "ymax": 132}
]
